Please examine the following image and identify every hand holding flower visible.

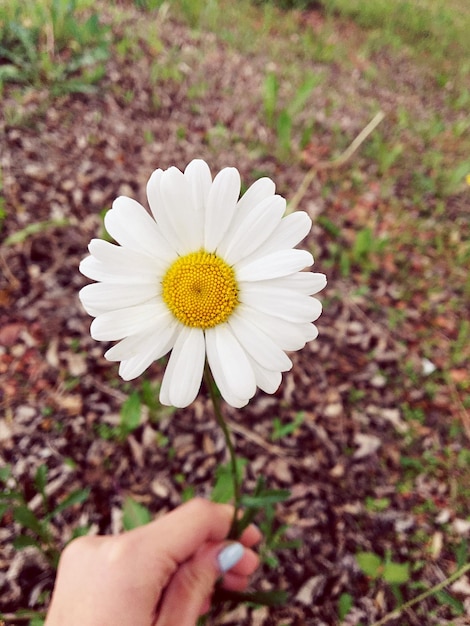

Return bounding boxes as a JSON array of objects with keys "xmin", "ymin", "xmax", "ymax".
[
  {"xmin": 45, "ymin": 499, "xmax": 261, "ymax": 626},
  {"xmin": 77, "ymin": 159, "xmax": 326, "ymax": 618}
]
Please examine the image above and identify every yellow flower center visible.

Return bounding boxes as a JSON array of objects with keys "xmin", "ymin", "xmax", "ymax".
[{"xmin": 162, "ymin": 250, "xmax": 239, "ymax": 329}]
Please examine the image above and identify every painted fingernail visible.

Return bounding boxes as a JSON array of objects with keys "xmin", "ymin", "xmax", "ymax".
[{"xmin": 217, "ymin": 542, "xmax": 244, "ymax": 573}]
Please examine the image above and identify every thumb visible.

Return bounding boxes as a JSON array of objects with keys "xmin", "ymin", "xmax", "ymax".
[{"xmin": 154, "ymin": 542, "xmax": 244, "ymax": 626}]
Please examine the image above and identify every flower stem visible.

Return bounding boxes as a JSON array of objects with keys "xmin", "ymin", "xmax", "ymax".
[{"xmin": 204, "ymin": 364, "xmax": 241, "ymax": 538}]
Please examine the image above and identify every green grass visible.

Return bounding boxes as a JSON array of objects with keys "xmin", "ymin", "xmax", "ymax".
[
  {"xmin": 256, "ymin": 0, "xmax": 470, "ymax": 106},
  {"xmin": 320, "ymin": 0, "xmax": 470, "ymax": 57},
  {"xmin": 0, "ymin": 0, "xmax": 109, "ymax": 94},
  {"xmin": 260, "ymin": 0, "xmax": 470, "ymax": 66}
]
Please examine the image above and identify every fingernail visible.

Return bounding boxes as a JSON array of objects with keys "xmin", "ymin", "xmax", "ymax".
[{"xmin": 217, "ymin": 542, "xmax": 244, "ymax": 573}]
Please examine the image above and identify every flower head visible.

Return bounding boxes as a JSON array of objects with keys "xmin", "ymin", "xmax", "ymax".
[{"xmin": 79, "ymin": 160, "xmax": 326, "ymax": 408}]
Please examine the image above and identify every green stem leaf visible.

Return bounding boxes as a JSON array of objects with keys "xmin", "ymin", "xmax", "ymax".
[{"xmin": 204, "ymin": 364, "xmax": 241, "ymax": 539}]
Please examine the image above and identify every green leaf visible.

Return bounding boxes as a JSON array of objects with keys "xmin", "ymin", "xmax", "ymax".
[
  {"xmin": 271, "ymin": 538, "xmax": 301, "ymax": 551},
  {"xmin": 122, "ymin": 497, "xmax": 152, "ymax": 530},
  {"xmin": 231, "ymin": 485, "xmax": 291, "ymax": 540},
  {"xmin": 13, "ymin": 505, "xmax": 45, "ymax": 537},
  {"xmin": 4, "ymin": 219, "xmax": 69, "ymax": 246},
  {"xmin": 277, "ymin": 109, "xmax": 292, "ymax": 154},
  {"xmin": 70, "ymin": 526, "xmax": 91, "ymax": 540},
  {"xmin": 287, "ymin": 73, "xmax": 320, "ymax": 117},
  {"xmin": 356, "ymin": 551, "xmax": 382, "ymax": 578},
  {"xmin": 13, "ymin": 534, "xmax": 42, "ymax": 550},
  {"xmin": 34, "ymin": 465, "xmax": 48, "ymax": 509},
  {"xmin": 435, "ymin": 589, "xmax": 464, "ymax": 614},
  {"xmin": 211, "ymin": 459, "xmax": 246, "ymax": 504},
  {"xmin": 383, "ymin": 561, "xmax": 410, "ymax": 584},
  {"xmin": 9, "ymin": 22, "xmax": 38, "ymax": 65},
  {"xmin": 263, "ymin": 72, "xmax": 279, "ymax": 127},
  {"xmin": 352, "ymin": 227, "xmax": 373, "ymax": 261},
  {"xmin": 1, "ymin": 611, "xmax": 45, "ymax": 626},
  {"xmin": 49, "ymin": 488, "xmax": 90, "ymax": 519},
  {"xmin": 271, "ymin": 412, "xmax": 305, "ymax": 440},
  {"xmin": 390, "ymin": 581, "xmax": 404, "ymax": 606},
  {"xmin": 0, "ymin": 503, "xmax": 9, "ymax": 519},
  {"xmin": 455, "ymin": 539, "xmax": 468, "ymax": 569},
  {"xmin": 119, "ymin": 392, "xmax": 142, "ymax": 437},
  {"xmin": 447, "ymin": 160, "xmax": 470, "ymax": 191},
  {"xmin": 0, "ymin": 465, "xmax": 11, "ymax": 483},
  {"xmin": 34, "ymin": 465, "xmax": 48, "ymax": 494},
  {"xmin": 338, "ymin": 592, "xmax": 353, "ymax": 620},
  {"xmin": 317, "ymin": 215, "xmax": 341, "ymax": 238},
  {"xmin": 339, "ymin": 249, "xmax": 351, "ymax": 277},
  {"xmin": 0, "ymin": 63, "xmax": 24, "ymax": 82},
  {"xmin": 0, "ymin": 489, "xmax": 24, "ymax": 503},
  {"xmin": 181, "ymin": 485, "xmax": 195, "ymax": 502},
  {"xmin": 263, "ymin": 553, "xmax": 280, "ymax": 568},
  {"xmin": 140, "ymin": 380, "xmax": 161, "ymax": 413},
  {"xmin": 241, "ymin": 489, "xmax": 290, "ymax": 508},
  {"xmin": 232, "ymin": 507, "xmax": 259, "ymax": 538},
  {"xmin": 211, "ymin": 469, "xmax": 235, "ymax": 504}
]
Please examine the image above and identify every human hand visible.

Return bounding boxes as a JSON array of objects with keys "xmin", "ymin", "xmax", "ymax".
[{"xmin": 45, "ymin": 498, "xmax": 262, "ymax": 626}]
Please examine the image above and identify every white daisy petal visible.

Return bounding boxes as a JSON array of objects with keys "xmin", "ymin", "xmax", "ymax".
[
  {"xmin": 87, "ymin": 239, "xmax": 165, "ymax": 276},
  {"xmin": 302, "ymin": 323, "xmax": 319, "ymax": 342},
  {"xmin": 241, "ymin": 285, "xmax": 322, "ymax": 323},
  {"xmin": 79, "ymin": 256, "xmax": 111, "ymax": 283},
  {"xmin": 146, "ymin": 168, "xmax": 182, "ymax": 252},
  {"xmin": 204, "ymin": 167, "xmax": 241, "ymax": 251},
  {"xmin": 218, "ymin": 390, "xmax": 248, "ymax": 408},
  {"xmin": 79, "ymin": 282, "xmax": 158, "ymax": 316},
  {"xmin": 228, "ymin": 312, "xmax": 292, "ymax": 371},
  {"xmin": 105, "ymin": 196, "xmax": 175, "ymax": 261},
  {"xmin": 242, "ymin": 211, "xmax": 312, "ymax": 263},
  {"xmin": 267, "ymin": 211, "xmax": 312, "ymax": 249},
  {"xmin": 251, "ymin": 272, "xmax": 327, "ymax": 295},
  {"xmin": 236, "ymin": 249, "xmax": 313, "ymax": 282},
  {"xmin": 204, "ymin": 332, "xmax": 249, "ymax": 408},
  {"xmin": 247, "ymin": 355, "xmax": 282, "ymax": 394},
  {"xmin": 184, "ymin": 159, "xmax": 212, "ymax": 213},
  {"xmin": 105, "ymin": 322, "xmax": 174, "ymax": 362},
  {"xmin": 91, "ymin": 302, "xmax": 171, "ymax": 341},
  {"xmin": 235, "ymin": 177, "xmax": 276, "ymax": 222},
  {"xmin": 119, "ymin": 354, "xmax": 156, "ymax": 381},
  {"xmin": 216, "ymin": 178, "xmax": 277, "ymax": 259},
  {"xmin": 160, "ymin": 166, "xmax": 204, "ymax": 253},
  {"xmin": 206, "ymin": 324, "xmax": 256, "ymax": 403},
  {"xmin": 218, "ymin": 195, "xmax": 286, "ymax": 265},
  {"xmin": 116, "ymin": 323, "xmax": 178, "ymax": 380},
  {"xmin": 159, "ymin": 327, "xmax": 205, "ymax": 408},
  {"xmin": 79, "ymin": 256, "xmax": 159, "ymax": 284},
  {"xmin": 237, "ymin": 303, "xmax": 312, "ymax": 351}
]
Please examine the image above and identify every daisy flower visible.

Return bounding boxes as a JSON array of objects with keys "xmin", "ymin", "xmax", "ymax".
[{"xmin": 79, "ymin": 160, "xmax": 326, "ymax": 408}]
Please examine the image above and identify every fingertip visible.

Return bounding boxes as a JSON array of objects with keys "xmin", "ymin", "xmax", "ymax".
[{"xmin": 240, "ymin": 523, "xmax": 263, "ymax": 547}]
